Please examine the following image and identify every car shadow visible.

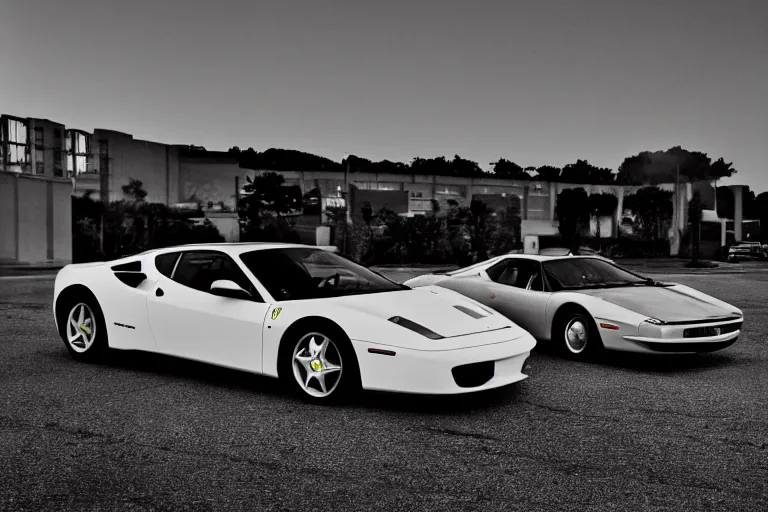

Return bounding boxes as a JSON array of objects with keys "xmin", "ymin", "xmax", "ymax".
[
  {"xmin": 55, "ymin": 348, "xmax": 524, "ymax": 412},
  {"xmin": 89, "ymin": 349, "xmax": 291, "ymax": 399},
  {"xmin": 531, "ymin": 343, "xmax": 738, "ymax": 373},
  {"xmin": 356, "ymin": 382, "xmax": 524, "ymax": 414},
  {"xmin": 586, "ymin": 350, "xmax": 736, "ymax": 373}
]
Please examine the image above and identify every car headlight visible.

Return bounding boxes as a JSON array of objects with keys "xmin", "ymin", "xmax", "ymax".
[
  {"xmin": 644, "ymin": 317, "xmax": 665, "ymax": 325},
  {"xmin": 388, "ymin": 316, "xmax": 444, "ymax": 340}
]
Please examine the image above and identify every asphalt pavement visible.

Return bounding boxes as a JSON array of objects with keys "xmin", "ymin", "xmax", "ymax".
[{"xmin": 1, "ymin": 271, "xmax": 767, "ymax": 511}]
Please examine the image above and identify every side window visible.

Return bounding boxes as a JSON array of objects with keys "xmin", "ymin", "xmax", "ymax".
[
  {"xmin": 173, "ymin": 251, "xmax": 261, "ymax": 300},
  {"xmin": 491, "ymin": 259, "xmax": 542, "ymax": 290},
  {"xmin": 485, "ymin": 258, "xmax": 511, "ymax": 281},
  {"xmin": 155, "ymin": 252, "xmax": 181, "ymax": 278}
]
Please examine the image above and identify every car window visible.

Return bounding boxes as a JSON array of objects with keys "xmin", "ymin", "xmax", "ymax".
[
  {"xmin": 173, "ymin": 251, "xmax": 261, "ymax": 300},
  {"xmin": 488, "ymin": 258, "xmax": 542, "ymax": 290},
  {"xmin": 155, "ymin": 252, "xmax": 181, "ymax": 278},
  {"xmin": 542, "ymin": 258, "xmax": 645, "ymax": 290},
  {"xmin": 240, "ymin": 247, "xmax": 404, "ymax": 301}
]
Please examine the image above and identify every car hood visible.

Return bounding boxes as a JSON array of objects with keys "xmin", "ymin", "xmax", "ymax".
[
  {"xmin": 327, "ymin": 286, "xmax": 520, "ymax": 338},
  {"xmin": 577, "ymin": 285, "xmax": 736, "ymax": 323}
]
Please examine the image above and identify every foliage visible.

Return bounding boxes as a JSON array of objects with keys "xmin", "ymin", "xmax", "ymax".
[
  {"xmin": 409, "ymin": 155, "xmax": 485, "ymax": 178},
  {"xmin": 624, "ymin": 187, "xmax": 674, "ymax": 240},
  {"xmin": 560, "ymin": 160, "xmax": 616, "ymax": 184},
  {"xmin": 617, "ymin": 146, "xmax": 736, "ymax": 185},
  {"xmin": 333, "ymin": 199, "xmax": 520, "ymax": 266},
  {"xmin": 122, "ymin": 178, "xmax": 148, "ymax": 202},
  {"xmin": 492, "ymin": 159, "xmax": 531, "ymax": 180},
  {"xmin": 72, "ymin": 193, "xmax": 224, "ymax": 263},
  {"xmin": 587, "ymin": 193, "xmax": 619, "ymax": 217},
  {"xmin": 235, "ymin": 148, "xmax": 342, "ymax": 172},
  {"xmin": 532, "ymin": 165, "xmax": 562, "ymax": 182},
  {"xmin": 555, "ymin": 188, "xmax": 590, "ymax": 252},
  {"xmin": 228, "ymin": 146, "xmax": 738, "ymax": 185},
  {"xmin": 237, "ymin": 171, "xmax": 301, "ymax": 242},
  {"xmin": 756, "ymin": 192, "xmax": 768, "ymax": 243}
]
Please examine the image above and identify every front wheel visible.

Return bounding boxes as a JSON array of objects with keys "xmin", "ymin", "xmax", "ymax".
[
  {"xmin": 281, "ymin": 328, "xmax": 361, "ymax": 405},
  {"xmin": 554, "ymin": 309, "xmax": 603, "ymax": 360},
  {"xmin": 57, "ymin": 294, "xmax": 109, "ymax": 362}
]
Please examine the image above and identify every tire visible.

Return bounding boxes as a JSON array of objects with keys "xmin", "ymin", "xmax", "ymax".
[
  {"xmin": 56, "ymin": 292, "xmax": 109, "ymax": 363},
  {"xmin": 279, "ymin": 325, "xmax": 362, "ymax": 406},
  {"xmin": 553, "ymin": 308, "xmax": 603, "ymax": 360}
]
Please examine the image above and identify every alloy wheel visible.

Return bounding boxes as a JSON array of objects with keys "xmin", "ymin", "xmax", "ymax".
[{"xmin": 292, "ymin": 333, "xmax": 344, "ymax": 398}]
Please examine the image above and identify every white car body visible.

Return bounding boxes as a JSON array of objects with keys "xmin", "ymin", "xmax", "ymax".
[
  {"xmin": 404, "ymin": 254, "xmax": 744, "ymax": 355},
  {"xmin": 52, "ymin": 243, "xmax": 536, "ymax": 396}
]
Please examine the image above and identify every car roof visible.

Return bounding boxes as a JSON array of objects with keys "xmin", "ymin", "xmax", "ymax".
[
  {"xmin": 138, "ymin": 242, "xmax": 334, "ymax": 258},
  {"xmin": 447, "ymin": 253, "xmax": 609, "ymax": 275}
]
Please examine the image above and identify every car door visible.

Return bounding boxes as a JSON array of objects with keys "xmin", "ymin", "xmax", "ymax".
[
  {"xmin": 482, "ymin": 258, "xmax": 552, "ymax": 339},
  {"xmin": 145, "ymin": 249, "xmax": 271, "ymax": 373}
]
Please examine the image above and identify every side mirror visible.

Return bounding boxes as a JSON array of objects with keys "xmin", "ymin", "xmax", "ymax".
[{"xmin": 210, "ymin": 280, "xmax": 252, "ymax": 300}]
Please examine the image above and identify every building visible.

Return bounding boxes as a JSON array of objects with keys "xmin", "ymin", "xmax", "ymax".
[
  {"xmin": 0, "ymin": 115, "xmax": 73, "ymax": 266},
  {"xmin": 0, "ymin": 112, "xmax": 753, "ymax": 264}
]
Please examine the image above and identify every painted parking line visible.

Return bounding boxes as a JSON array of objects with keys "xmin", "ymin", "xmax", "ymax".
[{"xmin": 0, "ymin": 274, "xmax": 58, "ymax": 281}]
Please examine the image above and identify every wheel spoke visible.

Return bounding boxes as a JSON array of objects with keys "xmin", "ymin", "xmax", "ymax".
[
  {"xmin": 318, "ymin": 338, "xmax": 330, "ymax": 360},
  {"xmin": 321, "ymin": 363, "xmax": 341, "ymax": 374},
  {"xmin": 77, "ymin": 306, "xmax": 85, "ymax": 325},
  {"xmin": 316, "ymin": 372, "xmax": 328, "ymax": 394},
  {"xmin": 308, "ymin": 336, "xmax": 322, "ymax": 358}
]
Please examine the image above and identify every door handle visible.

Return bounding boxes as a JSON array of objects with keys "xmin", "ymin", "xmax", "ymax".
[{"xmin": 156, "ymin": 288, "xmax": 164, "ymax": 297}]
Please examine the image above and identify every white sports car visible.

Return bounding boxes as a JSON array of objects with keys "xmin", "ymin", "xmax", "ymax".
[
  {"xmin": 404, "ymin": 254, "xmax": 744, "ymax": 359},
  {"xmin": 53, "ymin": 243, "xmax": 536, "ymax": 404}
]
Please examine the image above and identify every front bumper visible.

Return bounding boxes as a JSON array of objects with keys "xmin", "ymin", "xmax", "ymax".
[
  {"xmin": 352, "ymin": 333, "xmax": 536, "ymax": 395},
  {"xmin": 621, "ymin": 318, "xmax": 742, "ymax": 354}
]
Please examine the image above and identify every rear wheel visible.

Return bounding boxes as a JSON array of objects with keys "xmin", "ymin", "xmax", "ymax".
[
  {"xmin": 57, "ymin": 293, "xmax": 109, "ymax": 362},
  {"xmin": 553, "ymin": 308, "xmax": 603, "ymax": 360},
  {"xmin": 280, "ymin": 327, "xmax": 361, "ymax": 405}
]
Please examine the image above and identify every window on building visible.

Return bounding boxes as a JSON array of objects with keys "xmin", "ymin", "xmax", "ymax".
[
  {"xmin": 4, "ymin": 118, "xmax": 29, "ymax": 172},
  {"xmin": 53, "ymin": 151, "xmax": 63, "ymax": 177}
]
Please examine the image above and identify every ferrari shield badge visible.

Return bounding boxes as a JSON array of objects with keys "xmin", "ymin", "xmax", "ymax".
[{"xmin": 271, "ymin": 307, "xmax": 283, "ymax": 320}]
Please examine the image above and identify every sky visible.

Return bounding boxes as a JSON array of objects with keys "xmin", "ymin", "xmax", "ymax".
[{"xmin": 1, "ymin": 0, "xmax": 766, "ymax": 192}]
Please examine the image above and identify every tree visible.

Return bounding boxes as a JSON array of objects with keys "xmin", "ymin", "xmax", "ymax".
[
  {"xmin": 586, "ymin": 193, "xmax": 619, "ymax": 242},
  {"xmin": 688, "ymin": 191, "xmax": 703, "ymax": 263},
  {"xmin": 532, "ymin": 165, "xmax": 561, "ymax": 182},
  {"xmin": 238, "ymin": 172, "xmax": 297, "ymax": 242},
  {"xmin": 561, "ymin": 160, "xmax": 615, "ymax": 184},
  {"xmin": 121, "ymin": 179, "xmax": 148, "ymax": 202},
  {"xmin": 617, "ymin": 147, "xmax": 737, "ymax": 185},
  {"xmin": 555, "ymin": 188, "xmax": 590, "ymax": 253},
  {"xmin": 631, "ymin": 187, "xmax": 674, "ymax": 241},
  {"xmin": 755, "ymin": 192, "xmax": 768, "ymax": 243},
  {"xmin": 491, "ymin": 159, "xmax": 530, "ymax": 180},
  {"xmin": 239, "ymin": 148, "xmax": 342, "ymax": 172}
]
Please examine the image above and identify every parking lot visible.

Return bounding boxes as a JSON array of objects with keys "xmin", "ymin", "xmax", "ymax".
[{"xmin": 1, "ymin": 270, "xmax": 767, "ymax": 511}]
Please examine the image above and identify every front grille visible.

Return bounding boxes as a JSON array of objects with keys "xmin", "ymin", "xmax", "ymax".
[
  {"xmin": 452, "ymin": 361, "xmax": 495, "ymax": 388},
  {"xmin": 683, "ymin": 322, "xmax": 741, "ymax": 338}
]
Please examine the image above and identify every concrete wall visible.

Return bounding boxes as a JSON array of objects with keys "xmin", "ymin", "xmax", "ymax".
[
  {"xmin": 91, "ymin": 130, "xmax": 179, "ymax": 205},
  {"xmin": 16, "ymin": 178, "xmax": 48, "ymax": 263},
  {"xmin": 178, "ymin": 153, "xmax": 241, "ymax": 208},
  {"xmin": 0, "ymin": 172, "xmax": 72, "ymax": 266},
  {"xmin": 0, "ymin": 173, "xmax": 17, "ymax": 262}
]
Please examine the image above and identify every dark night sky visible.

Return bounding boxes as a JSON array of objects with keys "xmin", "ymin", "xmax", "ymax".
[{"xmin": 1, "ymin": 0, "xmax": 766, "ymax": 191}]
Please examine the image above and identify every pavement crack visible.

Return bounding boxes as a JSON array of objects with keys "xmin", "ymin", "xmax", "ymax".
[{"xmin": 423, "ymin": 426, "xmax": 500, "ymax": 441}]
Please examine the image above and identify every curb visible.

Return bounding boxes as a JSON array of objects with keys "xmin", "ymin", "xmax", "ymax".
[{"xmin": 0, "ymin": 274, "xmax": 58, "ymax": 281}]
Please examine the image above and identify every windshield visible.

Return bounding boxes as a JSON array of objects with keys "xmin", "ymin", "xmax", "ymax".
[
  {"xmin": 239, "ymin": 248, "xmax": 407, "ymax": 301},
  {"xmin": 542, "ymin": 258, "xmax": 647, "ymax": 290}
]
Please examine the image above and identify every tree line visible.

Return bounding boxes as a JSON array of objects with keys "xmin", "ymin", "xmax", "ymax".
[{"xmin": 226, "ymin": 145, "xmax": 738, "ymax": 185}]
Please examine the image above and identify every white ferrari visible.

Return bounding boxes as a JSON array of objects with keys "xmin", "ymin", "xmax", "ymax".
[
  {"xmin": 404, "ymin": 254, "xmax": 744, "ymax": 359},
  {"xmin": 53, "ymin": 243, "xmax": 536, "ymax": 404}
]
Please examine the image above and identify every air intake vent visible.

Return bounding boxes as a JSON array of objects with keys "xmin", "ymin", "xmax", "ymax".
[
  {"xmin": 111, "ymin": 261, "xmax": 142, "ymax": 272},
  {"xmin": 453, "ymin": 305, "xmax": 487, "ymax": 319}
]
